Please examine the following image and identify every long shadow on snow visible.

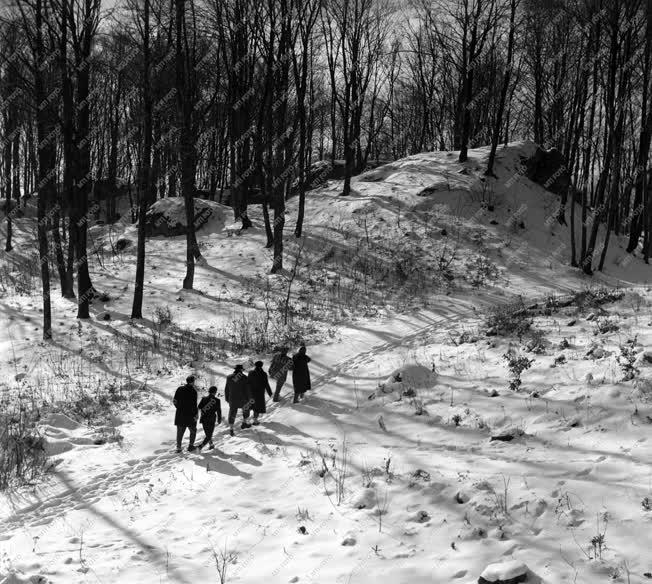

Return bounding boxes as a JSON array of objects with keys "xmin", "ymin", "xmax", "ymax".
[{"xmin": 52, "ymin": 468, "xmax": 194, "ymax": 584}]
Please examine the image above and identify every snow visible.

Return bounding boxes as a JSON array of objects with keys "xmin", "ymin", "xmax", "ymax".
[
  {"xmin": 145, "ymin": 197, "xmax": 228, "ymax": 235},
  {"xmin": 479, "ymin": 559, "xmax": 528, "ymax": 582},
  {"xmin": 0, "ymin": 142, "xmax": 651, "ymax": 583},
  {"xmin": 378, "ymin": 364, "xmax": 438, "ymax": 394}
]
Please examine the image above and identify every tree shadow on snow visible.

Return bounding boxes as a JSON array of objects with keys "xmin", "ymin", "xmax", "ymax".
[{"xmin": 259, "ymin": 420, "xmax": 312, "ymax": 438}]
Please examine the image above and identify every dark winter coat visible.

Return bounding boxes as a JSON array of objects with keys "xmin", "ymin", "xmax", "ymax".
[
  {"xmin": 292, "ymin": 353, "xmax": 311, "ymax": 394},
  {"xmin": 225, "ymin": 372, "xmax": 252, "ymax": 409},
  {"xmin": 198, "ymin": 395, "xmax": 222, "ymax": 424},
  {"xmin": 269, "ymin": 353, "xmax": 293, "ymax": 381},
  {"xmin": 248, "ymin": 368, "xmax": 272, "ymax": 413},
  {"xmin": 173, "ymin": 384, "xmax": 198, "ymax": 426}
]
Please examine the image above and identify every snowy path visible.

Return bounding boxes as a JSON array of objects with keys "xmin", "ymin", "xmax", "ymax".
[{"xmin": 0, "ymin": 296, "xmax": 481, "ymax": 535}]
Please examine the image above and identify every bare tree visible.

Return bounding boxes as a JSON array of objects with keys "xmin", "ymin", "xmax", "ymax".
[
  {"xmin": 485, "ymin": 0, "xmax": 519, "ymax": 176},
  {"xmin": 131, "ymin": 0, "xmax": 152, "ymax": 318}
]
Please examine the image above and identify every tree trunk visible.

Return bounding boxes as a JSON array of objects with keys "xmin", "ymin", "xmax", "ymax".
[
  {"xmin": 486, "ymin": 0, "xmax": 516, "ymax": 177},
  {"xmin": 32, "ymin": 0, "xmax": 52, "ymax": 339},
  {"xmin": 626, "ymin": 9, "xmax": 651, "ymax": 253},
  {"xmin": 175, "ymin": 0, "xmax": 200, "ymax": 289},
  {"xmin": 3, "ymin": 117, "xmax": 12, "ymax": 252},
  {"xmin": 75, "ymin": 44, "xmax": 95, "ymax": 318},
  {"xmin": 132, "ymin": 0, "xmax": 152, "ymax": 319}
]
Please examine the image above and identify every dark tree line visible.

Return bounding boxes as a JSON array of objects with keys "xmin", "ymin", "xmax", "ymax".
[{"xmin": 0, "ymin": 0, "xmax": 650, "ymax": 339}]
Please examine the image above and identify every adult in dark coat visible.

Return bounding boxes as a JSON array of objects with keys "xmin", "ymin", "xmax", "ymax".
[
  {"xmin": 173, "ymin": 375, "xmax": 199, "ymax": 451},
  {"xmin": 225, "ymin": 364, "xmax": 253, "ymax": 436},
  {"xmin": 269, "ymin": 346, "xmax": 293, "ymax": 402},
  {"xmin": 197, "ymin": 386, "xmax": 222, "ymax": 449},
  {"xmin": 248, "ymin": 361, "xmax": 272, "ymax": 425},
  {"xmin": 292, "ymin": 345, "xmax": 311, "ymax": 403}
]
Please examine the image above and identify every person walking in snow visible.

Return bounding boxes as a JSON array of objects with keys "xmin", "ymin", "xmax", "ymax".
[
  {"xmin": 225, "ymin": 364, "xmax": 253, "ymax": 436},
  {"xmin": 269, "ymin": 346, "xmax": 293, "ymax": 402},
  {"xmin": 248, "ymin": 361, "xmax": 272, "ymax": 425},
  {"xmin": 197, "ymin": 386, "xmax": 222, "ymax": 449},
  {"xmin": 173, "ymin": 375, "xmax": 199, "ymax": 452},
  {"xmin": 292, "ymin": 345, "xmax": 312, "ymax": 403}
]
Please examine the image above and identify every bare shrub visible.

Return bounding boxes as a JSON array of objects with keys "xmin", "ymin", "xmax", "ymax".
[
  {"xmin": 465, "ymin": 255, "xmax": 500, "ymax": 288},
  {"xmin": 503, "ymin": 350, "xmax": 534, "ymax": 391},
  {"xmin": 486, "ymin": 300, "xmax": 531, "ymax": 339},
  {"xmin": 0, "ymin": 386, "xmax": 48, "ymax": 489}
]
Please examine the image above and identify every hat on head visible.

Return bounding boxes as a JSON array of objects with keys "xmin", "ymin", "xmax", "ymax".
[
  {"xmin": 186, "ymin": 375, "xmax": 196, "ymax": 384},
  {"xmin": 208, "ymin": 386, "xmax": 217, "ymax": 394},
  {"xmin": 254, "ymin": 360, "xmax": 263, "ymax": 368},
  {"xmin": 234, "ymin": 364, "xmax": 244, "ymax": 371}
]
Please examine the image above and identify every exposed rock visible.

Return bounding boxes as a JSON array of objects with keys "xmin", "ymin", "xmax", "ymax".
[
  {"xmin": 639, "ymin": 350, "xmax": 652, "ymax": 365},
  {"xmin": 115, "ymin": 238, "xmax": 132, "ymax": 251},
  {"xmin": 523, "ymin": 146, "xmax": 571, "ymax": 198},
  {"xmin": 412, "ymin": 469, "xmax": 431, "ymax": 481},
  {"xmin": 490, "ymin": 434, "xmax": 514, "ymax": 442},
  {"xmin": 455, "ymin": 491, "xmax": 469, "ymax": 504},
  {"xmin": 478, "ymin": 560, "xmax": 528, "ymax": 584},
  {"xmin": 410, "ymin": 510, "xmax": 431, "ymax": 523}
]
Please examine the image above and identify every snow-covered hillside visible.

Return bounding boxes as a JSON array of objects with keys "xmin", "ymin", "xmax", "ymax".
[{"xmin": 0, "ymin": 142, "xmax": 651, "ymax": 584}]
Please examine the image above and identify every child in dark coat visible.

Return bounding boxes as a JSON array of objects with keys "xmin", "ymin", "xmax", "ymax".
[
  {"xmin": 248, "ymin": 361, "xmax": 272, "ymax": 425},
  {"xmin": 269, "ymin": 347, "xmax": 293, "ymax": 402},
  {"xmin": 197, "ymin": 386, "xmax": 222, "ymax": 449}
]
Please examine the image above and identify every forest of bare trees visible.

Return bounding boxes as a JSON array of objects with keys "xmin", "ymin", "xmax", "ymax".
[{"xmin": 0, "ymin": 0, "xmax": 650, "ymax": 339}]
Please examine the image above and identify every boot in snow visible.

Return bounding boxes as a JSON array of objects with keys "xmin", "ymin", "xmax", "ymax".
[{"xmin": 229, "ymin": 427, "xmax": 235, "ymax": 436}]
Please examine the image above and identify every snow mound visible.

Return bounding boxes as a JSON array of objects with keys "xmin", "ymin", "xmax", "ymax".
[
  {"xmin": 0, "ymin": 573, "xmax": 51, "ymax": 583},
  {"xmin": 145, "ymin": 197, "xmax": 228, "ymax": 237},
  {"xmin": 42, "ymin": 412, "xmax": 80, "ymax": 431},
  {"xmin": 39, "ymin": 413, "xmax": 99, "ymax": 455},
  {"xmin": 478, "ymin": 560, "xmax": 528, "ymax": 584},
  {"xmin": 378, "ymin": 364, "xmax": 437, "ymax": 394}
]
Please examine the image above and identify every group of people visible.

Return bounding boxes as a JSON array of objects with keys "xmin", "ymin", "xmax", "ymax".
[{"xmin": 172, "ymin": 345, "xmax": 312, "ymax": 452}]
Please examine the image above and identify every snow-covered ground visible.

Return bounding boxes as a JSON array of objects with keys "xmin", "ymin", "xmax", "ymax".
[{"xmin": 0, "ymin": 142, "xmax": 651, "ymax": 584}]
